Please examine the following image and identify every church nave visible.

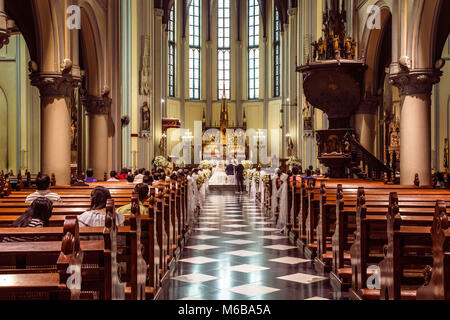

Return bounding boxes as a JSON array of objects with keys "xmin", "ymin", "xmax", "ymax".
[{"xmin": 159, "ymin": 192, "xmax": 339, "ymax": 301}]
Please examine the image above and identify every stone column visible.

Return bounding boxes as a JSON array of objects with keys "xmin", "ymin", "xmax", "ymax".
[
  {"xmin": 235, "ymin": 41, "xmax": 243, "ymax": 126},
  {"xmin": 281, "ymin": 27, "xmax": 289, "ymax": 158},
  {"xmin": 153, "ymin": 8, "xmax": 164, "ymax": 156},
  {"xmin": 288, "ymin": 8, "xmax": 298, "ymax": 155},
  {"xmin": 83, "ymin": 92, "xmax": 112, "ymax": 181},
  {"xmin": 390, "ymin": 70, "xmax": 441, "ymax": 185},
  {"xmin": 354, "ymin": 95, "xmax": 379, "ymax": 154},
  {"xmin": 31, "ymin": 73, "xmax": 81, "ymax": 185}
]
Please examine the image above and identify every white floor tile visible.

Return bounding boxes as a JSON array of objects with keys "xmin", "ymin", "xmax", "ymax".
[
  {"xmin": 264, "ymin": 244, "xmax": 298, "ymax": 251},
  {"xmin": 223, "ymin": 231, "xmax": 251, "ymax": 236},
  {"xmin": 226, "ymin": 264, "xmax": 270, "ymax": 273},
  {"xmin": 195, "ymin": 227, "xmax": 220, "ymax": 231},
  {"xmin": 305, "ymin": 296, "xmax": 330, "ymax": 300},
  {"xmin": 186, "ymin": 244, "xmax": 219, "ymax": 251},
  {"xmin": 269, "ymin": 257, "xmax": 310, "ymax": 265},
  {"xmin": 192, "ymin": 235, "xmax": 219, "ymax": 240},
  {"xmin": 222, "ymin": 224, "xmax": 248, "ymax": 228},
  {"xmin": 225, "ymin": 250, "xmax": 262, "ymax": 257},
  {"xmin": 179, "ymin": 257, "xmax": 220, "ymax": 264},
  {"xmin": 259, "ymin": 235, "xmax": 288, "ymax": 240},
  {"xmin": 223, "ymin": 239, "xmax": 255, "ymax": 245},
  {"xmin": 172, "ymin": 273, "xmax": 218, "ymax": 283},
  {"xmin": 277, "ymin": 273, "xmax": 327, "ymax": 284},
  {"xmin": 228, "ymin": 284, "xmax": 279, "ymax": 297}
]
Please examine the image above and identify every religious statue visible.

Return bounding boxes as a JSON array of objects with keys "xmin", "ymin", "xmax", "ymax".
[
  {"xmin": 351, "ymin": 40, "xmax": 357, "ymax": 59},
  {"xmin": 302, "ymin": 105, "xmax": 313, "ymax": 130},
  {"xmin": 333, "ymin": 35, "xmax": 341, "ymax": 59},
  {"xmin": 344, "ymin": 37, "xmax": 352, "ymax": 59},
  {"xmin": 390, "ymin": 127, "xmax": 400, "ymax": 147},
  {"xmin": 140, "ymin": 36, "xmax": 152, "ymax": 96},
  {"xmin": 311, "ymin": 41, "xmax": 319, "ymax": 61},
  {"xmin": 141, "ymin": 102, "xmax": 150, "ymax": 131},
  {"xmin": 318, "ymin": 37, "xmax": 326, "ymax": 60}
]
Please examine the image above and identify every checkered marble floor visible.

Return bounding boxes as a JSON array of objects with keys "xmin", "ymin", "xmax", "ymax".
[{"xmin": 159, "ymin": 191, "xmax": 343, "ymax": 300}]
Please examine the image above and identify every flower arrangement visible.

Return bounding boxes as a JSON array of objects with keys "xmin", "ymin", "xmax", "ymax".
[
  {"xmin": 262, "ymin": 174, "xmax": 271, "ymax": 189},
  {"xmin": 198, "ymin": 160, "xmax": 212, "ymax": 170},
  {"xmin": 197, "ymin": 172, "xmax": 208, "ymax": 189},
  {"xmin": 202, "ymin": 169, "xmax": 211, "ymax": 180},
  {"xmin": 153, "ymin": 156, "xmax": 168, "ymax": 169},
  {"xmin": 244, "ymin": 170, "xmax": 253, "ymax": 181},
  {"xmin": 241, "ymin": 160, "xmax": 253, "ymax": 171},
  {"xmin": 286, "ymin": 156, "xmax": 302, "ymax": 167}
]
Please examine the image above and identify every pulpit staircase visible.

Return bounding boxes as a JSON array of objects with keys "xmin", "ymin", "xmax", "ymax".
[{"xmin": 347, "ymin": 135, "xmax": 392, "ymax": 181}]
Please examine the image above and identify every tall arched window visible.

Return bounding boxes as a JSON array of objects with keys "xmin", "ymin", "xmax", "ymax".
[
  {"xmin": 248, "ymin": 0, "xmax": 260, "ymax": 100},
  {"xmin": 168, "ymin": 5, "xmax": 176, "ymax": 97},
  {"xmin": 217, "ymin": 0, "xmax": 231, "ymax": 100},
  {"xmin": 189, "ymin": 0, "xmax": 201, "ymax": 100},
  {"xmin": 273, "ymin": 8, "xmax": 281, "ymax": 97}
]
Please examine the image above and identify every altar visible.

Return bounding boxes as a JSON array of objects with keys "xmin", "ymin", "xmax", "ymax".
[{"xmin": 201, "ymin": 91, "xmax": 249, "ymax": 161}]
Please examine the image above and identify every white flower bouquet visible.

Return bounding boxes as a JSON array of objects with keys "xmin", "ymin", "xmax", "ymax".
[
  {"xmin": 286, "ymin": 156, "xmax": 302, "ymax": 167},
  {"xmin": 199, "ymin": 160, "xmax": 212, "ymax": 170},
  {"xmin": 153, "ymin": 156, "xmax": 168, "ymax": 169}
]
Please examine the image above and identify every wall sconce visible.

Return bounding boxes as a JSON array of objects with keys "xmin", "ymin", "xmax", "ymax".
[{"xmin": 121, "ymin": 116, "xmax": 130, "ymax": 127}]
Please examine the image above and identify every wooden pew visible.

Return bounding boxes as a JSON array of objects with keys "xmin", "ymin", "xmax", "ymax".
[
  {"xmin": 416, "ymin": 201, "xmax": 450, "ymax": 300},
  {"xmin": 329, "ymin": 188, "xmax": 450, "ymax": 291},
  {"xmin": 0, "ymin": 216, "xmax": 82, "ymax": 300},
  {"xmin": 0, "ymin": 198, "xmax": 151, "ymax": 300},
  {"xmin": 348, "ymin": 192, "xmax": 437, "ymax": 299}
]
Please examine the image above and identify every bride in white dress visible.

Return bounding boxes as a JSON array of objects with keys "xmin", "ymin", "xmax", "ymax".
[{"xmin": 208, "ymin": 161, "xmax": 228, "ymax": 185}]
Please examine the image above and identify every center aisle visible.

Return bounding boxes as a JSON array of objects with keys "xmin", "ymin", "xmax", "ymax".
[{"xmin": 160, "ymin": 191, "xmax": 342, "ymax": 300}]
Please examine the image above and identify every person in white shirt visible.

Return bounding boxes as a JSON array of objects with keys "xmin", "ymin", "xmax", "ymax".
[
  {"xmin": 133, "ymin": 168, "xmax": 145, "ymax": 183},
  {"xmin": 25, "ymin": 174, "xmax": 61, "ymax": 203},
  {"xmin": 78, "ymin": 186, "xmax": 125, "ymax": 227},
  {"xmin": 107, "ymin": 170, "xmax": 120, "ymax": 182}
]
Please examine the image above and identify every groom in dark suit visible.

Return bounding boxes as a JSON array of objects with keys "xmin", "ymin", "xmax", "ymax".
[
  {"xmin": 226, "ymin": 162, "xmax": 235, "ymax": 176},
  {"xmin": 235, "ymin": 162, "xmax": 245, "ymax": 194}
]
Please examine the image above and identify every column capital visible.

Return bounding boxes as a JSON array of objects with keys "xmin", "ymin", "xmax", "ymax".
[
  {"xmin": 0, "ymin": 10, "xmax": 12, "ymax": 49},
  {"xmin": 30, "ymin": 72, "xmax": 82, "ymax": 99},
  {"xmin": 288, "ymin": 8, "xmax": 297, "ymax": 16},
  {"xmin": 82, "ymin": 92, "xmax": 112, "ymax": 115},
  {"xmin": 389, "ymin": 69, "xmax": 442, "ymax": 96},
  {"xmin": 154, "ymin": 8, "xmax": 164, "ymax": 17}
]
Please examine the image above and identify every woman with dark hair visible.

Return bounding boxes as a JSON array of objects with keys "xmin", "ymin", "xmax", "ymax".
[
  {"xmin": 78, "ymin": 186, "xmax": 125, "ymax": 227},
  {"xmin": 2, "ymin": 197, "xmax": 53, "ymax": 242}
]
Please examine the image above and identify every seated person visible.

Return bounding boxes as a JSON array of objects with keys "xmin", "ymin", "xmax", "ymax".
[
  {"xmin": 143, "ymin": 175, "xmax": 153, "ymax": 185},
  {"xmin": 78, "ymin": 186, "xmax": 125, "ymax": 227},
  {"xmin": 117, "ymin": 168, "xmax": 128, "ymax": 180},
  {"xmin": 134, "ymin": 168, "xmax": 146, "ymax": 183},
  {"xmin": 117, "ymin": 183, "xmax": 149, "ymax": 216},
  {"xmin": 3, "ymin": 197, "xmax": 53, "ymax": 242},
  {"xmin": 25, "ymin": 174, "xmax": 61, "ymax": 203},
  {"xmin": 85, "ymin": 168, "xmax": 98, "ymax": 183},
  {"xmin": 126, "ymin": 174, "xmax": 135, "ymax": 183},
  {"xmin": 107, "ymin": 170, "xmax": 120, "ymax": 182}
]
